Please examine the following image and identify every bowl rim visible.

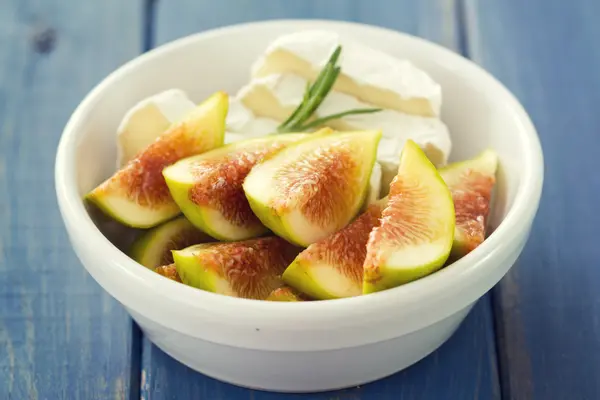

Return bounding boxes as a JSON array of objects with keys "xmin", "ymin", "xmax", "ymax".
[{"xmin": 55, "ymin": 18, "xmax": 544, "ymax": 323}]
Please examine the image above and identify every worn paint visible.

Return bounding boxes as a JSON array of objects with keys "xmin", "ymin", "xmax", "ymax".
[
  {"xmin": 466, "ymin": 0, "xmax": 600, "ymax": 399},
  {"xmin": 0, "ymin": 0, "xmax": 143, "ymax": 399},
  {"xmin": 2, "ymin": 0, "xmax": 595, "ymax": 399}
]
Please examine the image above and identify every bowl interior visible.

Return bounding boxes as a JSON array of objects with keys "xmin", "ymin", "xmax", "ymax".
[{"xmin": 67, "ymin": 20, "xmax": 539, "ymax": 291}]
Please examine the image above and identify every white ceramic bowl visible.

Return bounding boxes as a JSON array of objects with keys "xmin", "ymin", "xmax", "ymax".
[{"xmin": 55, "ymin": 19, "xmax": 543, "ymax": 393}]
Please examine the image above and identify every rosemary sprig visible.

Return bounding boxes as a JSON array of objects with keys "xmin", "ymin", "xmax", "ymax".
[
  {"xmin": 277, "ymin": 46, "xmax": 342, "ymax": 132},
  {"xmin": 293, "ymin": 107, "xmax": 382, "ymax": 131},
  {"xmin": 276, "ymin": 45, "xmax": 382, "ymax": 133},
  {"xmin": 277, "ymin": 65, "xmax": 340, "ymax": 132}
]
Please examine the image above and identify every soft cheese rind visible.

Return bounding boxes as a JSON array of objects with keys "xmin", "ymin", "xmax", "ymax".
[
  {"xmin": 236, "ymin": 74, "xmax": 304, "ymax": 121},
  {"xmin": 224, "ymin": 98, "xmax": 280, "ymax": 144},
  {"xmin": 365, "ymin": 162, "xmax": 383, "ymax": 206},
  {"xmin": 317, "ymin": 88, "xmax": 451, "ymax": 167},
  {"xmin": 235, "ymin": 73, "xmax": 451, "ymax": 167},
  {"xmin": 251, "ymin": 30, "xmax": 442, "ymax": 117},
  {"xmin": 116, "ymin": 89, "xmax": 196, "ymax": 167}
]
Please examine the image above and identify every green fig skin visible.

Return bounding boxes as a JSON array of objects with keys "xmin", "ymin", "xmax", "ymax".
[
  {"xmin": 130, "ymin": 215, "xmax": 212, "ymax": 269},
  {"xmin": 172, "ymin": 237, "xmax": 301, "ymax": 300},
  {"xmin": 439, "ymin": 149, "xmax": 498, "ymax": 259},
  {"xmin": 283, "ymin": 201, "xmax": 385, "ymax": 300},
  {"xmin": 363, "ymin": 140, "xmax": 455, "ymax": 294},
  {"xmin": 85, "ymin": 91, "xmax": 228, "ymax": 228},
  {"xmin": 163, "ymin": 134, "xmax": 309, "ymax": 241},
  {"xmin": 243, "ymin": 129, "xmax": 382, "ymax": 247}
]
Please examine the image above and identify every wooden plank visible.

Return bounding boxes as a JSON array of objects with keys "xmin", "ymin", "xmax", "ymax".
[
  {"xmin": 153, "ymin": 0, "xmax": 460, "ymax": 49},
  {"xmin": 140, "ymin": 298, "xmax": 498, "ymax": 400},
  {"xmin": 140, "ymin": 1, "xmax": 501, "ymax": 399},
  {"xmin": 464, "ymin": 0, "xmax": 600, "ymax": 399},
  {"xmin": 0, "ymin": 1, "xmax": 143, "ymax": 398}
]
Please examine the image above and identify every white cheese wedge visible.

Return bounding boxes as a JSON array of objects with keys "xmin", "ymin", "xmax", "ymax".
[
  {"xmin": 318, "ymin": 87, "xmax": 452, "ymax": 167},
  {"xmin": 235, "ymin": 73, "xmax": 451, "ymax": 167},
  {"xmin": 251, "ymin": 30, "xmax": 442, "ymax": 117},
  {"xmin": 116, "ymin": 89, "xmax": 196, "ymax": 167},
  {"xmin": 236, "ymin": 74, "xmax": 304, "ymax": 121},
  {"xmin": 365, "ymin": 162, "xmax": 382, "ymax": 207},
  {"xmin": 224, "ymin": 99, "xmax": 280, "ymax": 144}
]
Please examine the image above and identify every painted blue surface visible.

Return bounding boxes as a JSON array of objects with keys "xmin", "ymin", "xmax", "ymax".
[
  {"xmin": 0, "ymin": 1, "xmax": 143, "ymax": 399},
  {"xmin": 0, "ymin": 0, "xmax": 598, "ymax": 399},
  {"xmin": 466, "ymin": 0, "xmax": 600, "ymax": 399},
  {"xmin": 140, "ymin": 297, "xmax": 499, "ymax": 400}
]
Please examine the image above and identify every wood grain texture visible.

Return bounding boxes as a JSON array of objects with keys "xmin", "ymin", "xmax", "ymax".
[
  {"xmin": 140, "ymin": 298, "xmax": 498, "ymax": 400},
  {"xmin": 153, "ymin": 0, "xmax": 460, "ymax": 49},
  {"xmin": 464, "ymin": 0, "xmax": 600, "ymax": 399},
  {"xmin": 140, "ymin": 1, "xmax": 501, "ymax": 398},
  {"xmin": 0, "ymin": 0, "xmax": 143, "ymax": 398}
]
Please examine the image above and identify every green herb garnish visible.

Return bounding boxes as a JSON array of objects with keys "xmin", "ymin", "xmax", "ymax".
[
  {"xmin": 292, "ymin": 107, "xmax": 382, "ymax": 131},
  {"xmin": 276, "ymin": 45, "xmax": 382, "ymax": 133}
]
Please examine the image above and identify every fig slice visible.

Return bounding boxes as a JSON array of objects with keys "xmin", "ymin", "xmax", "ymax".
[
  {"xmin": 154, "ymin": 263, "xmax": 182, "ymax": 282},
  {"xmin": 116, "ymin": 89, "xmax": 196, "ymax": 167},
  {"xmin": 363, "ymin": 140, "xmax": 455, "ymax": 294},
  {"xmin": 283, "ymin": 201, "xmax": 385, "ymax": 299},
  {"xmin": 162, "ymin": 133, "xmax": 309, "ymax": 241},
  {"xmin": 172, "ymin": 237, "xmax": 300, "ymax": 299},
  {"xmin": 440, "ymin": 149, "xmax": 498, "ymax": 258},
  {"xmin": 243, "ymin": 129, "xmax": 382, "ymax": 247},
  {"xmin": 265, "ymin": 285, "xmax": 307, "ymax": 302},
  {"xmin": 130, "ymin": 216, "xmax": 213, "ymax": 269},
  {"xmin": 85, "ymin": 91, "xmax": 228, "ymax": 228}
]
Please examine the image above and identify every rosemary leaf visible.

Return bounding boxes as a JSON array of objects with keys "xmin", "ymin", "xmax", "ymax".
[
  {"xmin": 294, "ymin": 108, "xmax": 383, "ymax": 131},
  {"xmin": 279, "ymin": 65, "xmax": 342, "ymax": 132},
  {"xmin": 277, "ymin": 81, "xmax": 311, "ymax": 130},
  {"xmin": 277, "ymin": 45, "xmax": 343, "ymax": 133}
]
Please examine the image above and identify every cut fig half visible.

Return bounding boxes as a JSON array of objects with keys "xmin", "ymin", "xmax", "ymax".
[
  {"xmin": 154, "ymin": 264, "xmax": 182, "ymax": 282},
  {"xmin": 363, "ymin": 140, "xmax": 455, "ymax": 294},
  {"xmin": 116, "ymin": 89, "xmax": 196, "ymax": 167},
  {"xmin": 283, "ymin": 200, "xmax": 385, "ymax": 299},
  {"xmin": 162, "ymin": 133, "xmax": 309, "ymax": 241},
  {"xmin": 265, "ymin": 286, "xmax": 307, "ymax": 302},
  {"xmin": 243, "ymin": 129, "xmax": 382, "ymax": 247},
  {"xmin": 85, "ymin": 91, "xmax": 228, "ymax": 228},
  {"xmin": 172, "ymin": 237, "xmax": 300, "ymax": 299},
  {"xmin": 130, "ymin": 216, "xmax": 213, "ymax": 269},
  {"xmin": 440, "ymin": 149, "xmax": 498, "ymax": 258}
]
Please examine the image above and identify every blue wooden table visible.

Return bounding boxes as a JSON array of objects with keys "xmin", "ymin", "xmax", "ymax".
[{"xmin": 1, "ymin": 0, "xmax": 599, "ymax": 399}]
